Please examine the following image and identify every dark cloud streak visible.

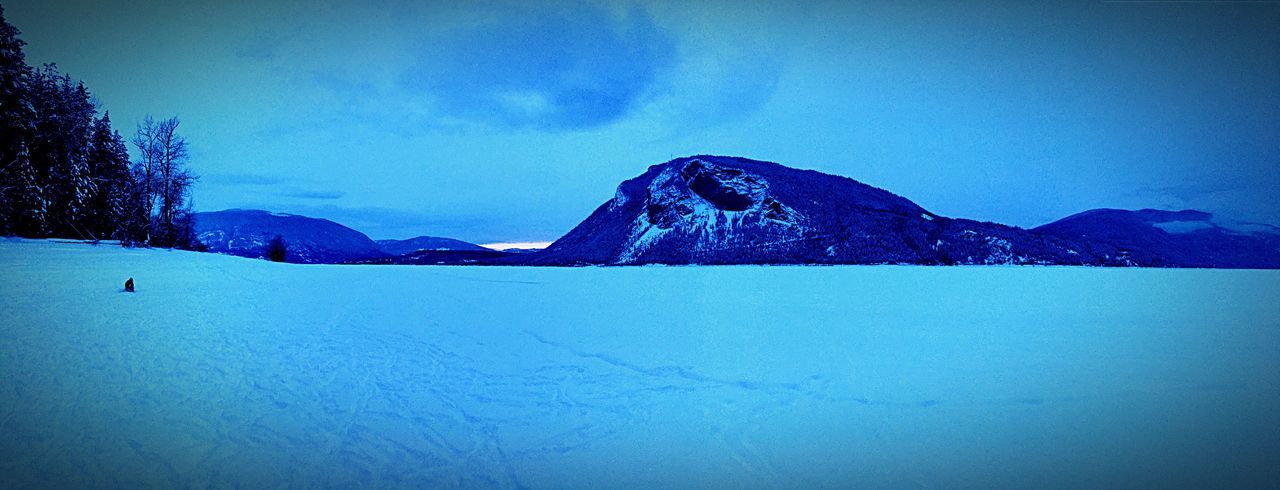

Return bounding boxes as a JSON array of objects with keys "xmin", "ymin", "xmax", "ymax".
[{"xmin": 204, "ymin": 173, "xmax": 345, "ymax": 201}]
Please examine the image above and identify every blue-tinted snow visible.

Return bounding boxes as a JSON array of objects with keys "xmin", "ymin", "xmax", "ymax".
[{"xmin": 1, "ymin": 239, "xmax": 1278, "ymax": 487}]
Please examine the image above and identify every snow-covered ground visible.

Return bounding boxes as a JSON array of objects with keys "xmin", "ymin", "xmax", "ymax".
[{"xmin": 1, "ymin": 238, "xmax": 1278, "ymax": 487}]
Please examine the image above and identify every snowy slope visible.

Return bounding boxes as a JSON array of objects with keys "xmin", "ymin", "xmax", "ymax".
[{"xmin": 2, "ymin": 239, "xmax": 1278, "ymax": 487}]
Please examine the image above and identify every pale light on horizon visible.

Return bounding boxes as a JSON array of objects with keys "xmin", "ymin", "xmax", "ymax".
[{"xmin": 480, "ymin": 241, "xmax": 554, "ymax": 250}]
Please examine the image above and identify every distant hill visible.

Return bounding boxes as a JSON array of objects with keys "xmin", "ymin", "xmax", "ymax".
[
  {"xmin": 1034, "ymin": 209, "xmax": 1280, "ymax": 268},
  {"xmin": 376, "ymin": 236, "xmax": 489, "ymax": 255},
  {"xmin": 193, "ymin": 209, "xmax": 386, "ymax": 264}
]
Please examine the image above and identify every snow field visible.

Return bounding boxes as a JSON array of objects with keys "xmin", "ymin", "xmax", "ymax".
[{"xmin": 1, "ymin": 239, "xmax": 1278, "ymax": 487}]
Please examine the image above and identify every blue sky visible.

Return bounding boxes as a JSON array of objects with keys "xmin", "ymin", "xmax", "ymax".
[{"xmin": 7, "ymin": 0, "xmax": 1278, "ymax": 242}]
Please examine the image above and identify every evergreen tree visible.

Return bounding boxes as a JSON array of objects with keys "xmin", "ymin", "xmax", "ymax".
[
  {"xmin": 6, "ymin": 141, "xmax": 45, "ymax": 235},
  {"xmin": 29, "ymin": 66, "xmax": 96, "ymax": 238},
  {"xmin": 118, "ymin": 164, "xmax": 150, "ymax": 245},
  {"xmin": 62, "ymin": 81, "xmax": 96, "ymax": 236},
  {"xmin": 0, "ymin": 4, "xmax": 35, "ymax": 235},
  {"xmin": 85, "ymin": 112, "xmax": 131, "ymax": 240},
  {"xmin": 267, "ymin": 235, "xmax": 287, "ymax": 262},
  {"xmin": 173, "ymin": 205, "xmax": 202, "ymax": 250}
]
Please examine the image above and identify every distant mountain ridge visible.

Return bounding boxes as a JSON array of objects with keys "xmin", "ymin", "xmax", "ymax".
[
  {"xmin": 192, "ymin": 157, "xmax": 1280, "ymax": 268},
  {"xmin": 353, "ymin": 249, "xmax": 518, "ymax": 265},
  {"xmin": 376, "ymin": 236, "xmax": 489, "ymax": 255},
  {"xmin": 1034, "ymin": 208, "xmax": 1280, "ymax": 268},
  {"xmin": 193, "ymin": 210, "xmax": 490, "ymax": 264},
  {"xmin": 528, "ymin": 155, "xmax": 1280, "ymax": 268}
]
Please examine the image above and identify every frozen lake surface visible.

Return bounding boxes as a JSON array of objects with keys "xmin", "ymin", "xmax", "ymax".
[{"xmin": 1, "ymin": 239, "xmax": 1278, "ymax": 487}]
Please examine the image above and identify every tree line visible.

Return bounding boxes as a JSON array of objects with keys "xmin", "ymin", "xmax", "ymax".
[{"xmin": 0, "ymin": 5, "xmax": 197, "ymax": 248}]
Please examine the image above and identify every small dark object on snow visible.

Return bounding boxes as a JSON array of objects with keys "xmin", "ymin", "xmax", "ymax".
[{"xmin": 124, "ymin": 278, "xmax": 134, "ymax": 293}]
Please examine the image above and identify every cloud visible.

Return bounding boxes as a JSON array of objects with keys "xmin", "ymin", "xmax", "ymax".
[
  {"xmin": 233, "ymin": 28, "xmax": 296, "ymax": 61},
  {"xmin": 1133, "ymin": 181, "xmax": 1245, "ymax": 202},
  {"xmin": 253, "ymin": 204, "xmax": 488, "ymax": 241},
  {"xmin": 401, "ymin": 4, "xmax": 676, "ymax": 131},
  {"xmin": 223, "ymin": 202, "xmax": 568, "ymax": 244},
  {"xmin": 277, "ymin": 189, "xmax": 345, "ymax": 200},
  {"xmin": 1129, "ymin": 175, "xmax": 1280, "ymax": 226},
  {"xmin": 203, "ymin": 173, "xmax": 285, "ymax": 186},
  {"xmin": 203, "ymin": 173, "xmax": 344, "ymax": 201},
  {"xmin": 644, "ymin": 46, "xmax": 782, "ymax": 132}
]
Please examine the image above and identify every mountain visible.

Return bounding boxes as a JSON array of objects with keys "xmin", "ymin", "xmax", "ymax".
[
  {"xmin": 353, "ymin": 249, "xmax": 518, "ymax": 265},
  {"xmin": 376, "ymin": 236, "xmax": 489, "ymax": 255},
  {"xmin": 193, "ymin": 209, "xmax": 386, "ymax": 264},
  {"xmin": 528, "ymin": 155, "xmax": 1108, "ymax": 266},
  {"xmin": 1034, "ymin": 209, "xmax": 1280, "ymax": 268}
]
